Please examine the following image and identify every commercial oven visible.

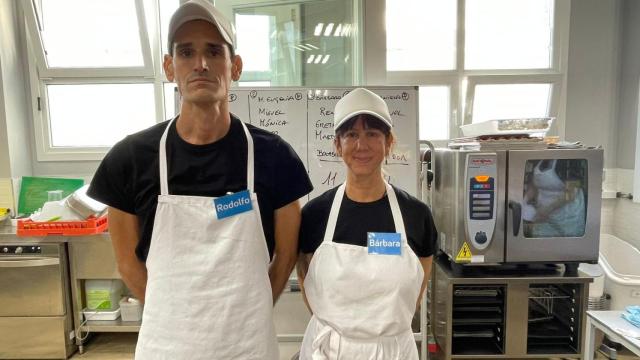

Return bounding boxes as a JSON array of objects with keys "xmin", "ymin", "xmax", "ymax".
[
  {"xmin": 432, "ymin": 148, "xmax": 603, "ymax": 270},
  {"xmin": 0, "ymin": 243, "xmax": 76, "ymax": 359}
]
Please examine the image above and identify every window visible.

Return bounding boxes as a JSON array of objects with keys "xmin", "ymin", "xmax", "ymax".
[
  {"xmin": 465, "ymin": 0, "xmax": 554, "ymax": 70},
  {"xmin": 47, "ymin": 84, "xmax": 156, "ymax": 147},
  {"xmin": 224, "ymin": 0, "xmax": 358, "ymax": 87},
  {"xmin": 471, "ymin": 84, "xmax": 552, "ymax": 123},
  {"xmin": 40, "ymin": 0, "xmax": 145, "ymax": 68},
  {"xmin": 22, "ymin": 0, "xmax": 567, "ymax": 161},
  {"xmin": 370, "ymin": 0, "xmax": 568, "ymax": 142},
  {"xmin": 419, "ymin": 86, "xmax": 450, "ymax": 140},
  {"xmin": 23, "ymin": 0, "xmax": 160, "ymax": 160},
  {"xmin": 386, "ymin": 0, "xmax": 456, "ymax": 71}
]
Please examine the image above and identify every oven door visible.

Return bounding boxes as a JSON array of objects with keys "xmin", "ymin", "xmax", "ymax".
[
  {"xmin": 505, "ymin": 149, "xmax": 603, "ymax": 263},
  {"xmin": 0, "ymin": 254, "xmax": 65, "ymax": 316}
]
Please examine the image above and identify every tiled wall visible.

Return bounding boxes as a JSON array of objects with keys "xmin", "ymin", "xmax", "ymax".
[{"xmin": 606, "ymin": 198, "xmax": 640, "ymax": 251}]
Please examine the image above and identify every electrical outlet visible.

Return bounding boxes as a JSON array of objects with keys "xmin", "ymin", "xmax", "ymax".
[{"xmin": 631, "ymin": 289, "xmax": 640, "ymax": 298}]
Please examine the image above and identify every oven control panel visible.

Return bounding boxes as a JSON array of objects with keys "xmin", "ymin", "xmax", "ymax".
[
  {"xmin": 1, "ymin": 246, "xmax": 42, "ymax": 255},
  {"xmin": 466, "ymin": 154, "xmax": 498, "ymax": 251}
]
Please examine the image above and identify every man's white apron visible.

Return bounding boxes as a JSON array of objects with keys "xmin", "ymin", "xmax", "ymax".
[{"xmin": 135, "ymin": 119, "xmax": 279, "ymax": 360}]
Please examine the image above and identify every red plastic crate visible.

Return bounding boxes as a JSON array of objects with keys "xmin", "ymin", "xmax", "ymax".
[{"xmin": 17, "ymin": 216, "xmax": 108, "ymax": 236}]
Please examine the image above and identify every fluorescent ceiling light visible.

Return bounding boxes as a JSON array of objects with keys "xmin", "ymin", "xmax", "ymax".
[
  {"xmin": 334, "ymin": 24, "xmax": 342, "ymax": 37},
  {"xmin": 342, "ymin": 24, "xmax": 351, "ymax": 37},
  {"xmin": 307, "ymin": 55, "xmax": 315, "ymax": 63},
  {"xmin": 324, "ymin": 23, "xmax": 334, "ymax": 37},
  {"xmin": 314, "ymin": 23, "xmax": 324, "ymax": 36},
  {"xmin": 322, "ymin": 54, "xmax": 330, "ymax": 64}
]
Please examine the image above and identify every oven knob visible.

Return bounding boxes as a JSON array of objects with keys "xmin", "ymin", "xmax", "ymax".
[
  {"xmin": 15, "ymin": 246, "xmax": 23, "ymax": 254},
  {"xmin": 2, "ymin": 247, "xmax": 8, "ymax": 253},
  {"xmin": 475, "ymin": 231, "xmax": 488, "ymax": 245}
]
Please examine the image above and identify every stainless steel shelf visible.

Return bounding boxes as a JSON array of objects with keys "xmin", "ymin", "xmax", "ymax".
[{"xmin": 81, "ymin": 319, "xmax": 141, "ymax": 332}]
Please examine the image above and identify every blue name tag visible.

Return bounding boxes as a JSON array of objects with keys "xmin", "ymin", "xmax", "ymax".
[
  {"xmin": 367, "ymin": 232, "xmax": 402, "ymax": 255},
  {"xmin": 213, "ymin": 190, "xmax": 253, "ymax": 219}
]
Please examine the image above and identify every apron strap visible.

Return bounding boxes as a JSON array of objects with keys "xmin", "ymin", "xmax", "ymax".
[
  {"xmin": 158, "ymin": 116, "xmax": 255, "ymax": 195},
  {"xmin": 159, "ymin": 116, "xmax": 177, "ymax": 196},
  {"xmin": 321, "ymin": 181, "xmax": 407, "ymax": 246},
  {"xmin": 238, "ymin": 121, "xmax": 255, "ymax": 193},
  {"xmin": 322, "ymin": 183, "xmax": 346, "ymax": 244},
  {"xmin": 385, "ymin": 182, "xmax": 407, "ymax": 245}
]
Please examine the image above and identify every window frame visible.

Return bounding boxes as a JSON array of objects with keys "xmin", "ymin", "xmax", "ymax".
[
  {"xmin": 23, "ymin": 0, "xmax": 155, "ymax": 78},
  {"xmin": 464, "ymin": 74, "xmax": 563, "ymax": 126},
  {"xmin": 364, "ymin": 0, "xmax": 570, "ymax": 141},
  {"xmin": 22, "ymin": 0, "xmax": 167, "ymax": 161},
  {"xmin": 22, "ymin": 0, "xmax": 570, "ymax": 161}
]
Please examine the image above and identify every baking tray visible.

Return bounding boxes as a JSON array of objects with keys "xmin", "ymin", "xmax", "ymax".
[{"xmin": 460, "ymin": 118, "xmax": 553, "ymax": 137}]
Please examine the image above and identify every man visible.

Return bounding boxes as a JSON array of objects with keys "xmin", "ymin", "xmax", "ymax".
[{"xmin": 88, "ymin": 0, "xmax": 312, "ymax": 358}]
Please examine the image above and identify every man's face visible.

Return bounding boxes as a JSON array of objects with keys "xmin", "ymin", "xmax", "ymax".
[{"xmin": 163, "ymin": 20, "xmax": 242, "ymax": 105}]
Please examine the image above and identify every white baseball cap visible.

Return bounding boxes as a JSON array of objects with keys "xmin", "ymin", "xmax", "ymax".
[
  {"xmin": 167, "ymin": 0, "xmax": 236, "ymax": 53},
  {"xmin": 334, "ymin": 88, "xmax": 393, "ymax": 131}
]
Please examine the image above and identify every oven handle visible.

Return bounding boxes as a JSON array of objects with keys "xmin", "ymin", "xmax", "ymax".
[
  {"xmin": 508, "ymin": 201, "xmax": 521, "ymax": 236},
  {"xmin": 0, "ymin": 257, "xmax": 60, "ymax": 268}
]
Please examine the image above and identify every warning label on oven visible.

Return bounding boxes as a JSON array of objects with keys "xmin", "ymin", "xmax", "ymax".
[{"xmin": 456, "ymin": 242, "xmax": 473, "ymax": 262}]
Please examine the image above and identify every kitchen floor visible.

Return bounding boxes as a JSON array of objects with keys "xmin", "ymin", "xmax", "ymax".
[
  {"xmin": 67, "ymin": 293, "xmax": 640, "ymax": 360},
  {"xmin": 68, "ymin": 332, "xmax": 640, "ymax": 360},
  {"xmin": 69, "ymin": 333, "xmax": 302, "ymax": 360}
]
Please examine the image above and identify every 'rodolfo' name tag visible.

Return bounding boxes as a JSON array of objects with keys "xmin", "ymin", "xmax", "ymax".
[
  {"xmin": 367, "ymin": 232, "xmax": 402, "ymax": 255},
  {"xmin": 213, "ymin": 190, "xmax": 252, "ymax": 219}
]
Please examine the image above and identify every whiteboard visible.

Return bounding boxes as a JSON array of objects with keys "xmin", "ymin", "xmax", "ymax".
[{"xmin": 228, "ymin": 87, "xmax": 419, "ymax": 199}]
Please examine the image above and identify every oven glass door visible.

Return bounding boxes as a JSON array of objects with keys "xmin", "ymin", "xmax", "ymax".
[{"xmin": 505, "ymin": 149, "xmax": 603, "ymax": 263}]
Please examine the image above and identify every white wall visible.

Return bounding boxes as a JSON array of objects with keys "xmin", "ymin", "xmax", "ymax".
[
  {"xmin": 0, "ymin": 0, "xmax": 33, "ymax": 178},
  {"xmin": 565, "ymin": 0, "xmax": 620, "ymax": 168},
  {"xmin": 616, "ymin": 0, "xmax": 640, "ymax": 170}
]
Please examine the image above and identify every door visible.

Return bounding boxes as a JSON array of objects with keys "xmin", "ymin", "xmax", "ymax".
[
  {"xmin": 505, "ymin": 149, "xmax": 603, "ymax": 263},
  {"xmin": 0, "ymin": 247, "xmax": 65, "ymax": 316}
]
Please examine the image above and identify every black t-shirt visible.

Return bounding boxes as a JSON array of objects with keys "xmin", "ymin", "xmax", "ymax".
[
  {"xmin": 88, "ymin": 115, "xmax": 313, "ymax": 262},
  {"xmin": 299, "ymin": 185, "xmax": 437, "ymax": 257}
]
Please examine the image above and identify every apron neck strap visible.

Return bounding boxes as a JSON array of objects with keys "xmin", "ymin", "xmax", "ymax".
[
  {"xmin": 239, "ymin": 121, "xmax": 255, "ymax": 192},
  {"xmin": 321, "ymin": 181, "xmax": 407, "ymax": 245},
  {"xmin": 158, "ymin": 116, "xmax": 255, "ymax": 195}
]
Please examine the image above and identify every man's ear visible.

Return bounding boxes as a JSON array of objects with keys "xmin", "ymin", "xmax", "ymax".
[
  {"xmin": 231, "ymin": 55, "xmax": 243, "ymax": 81},
  {"xmin": 163, "ymin": 54, "xmax": 175, "ymax": 82}
]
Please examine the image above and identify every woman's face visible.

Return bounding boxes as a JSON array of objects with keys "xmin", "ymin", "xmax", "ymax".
[{"xmin": 335, "ymin": 116, "xmax": 392, "ymax": 178}]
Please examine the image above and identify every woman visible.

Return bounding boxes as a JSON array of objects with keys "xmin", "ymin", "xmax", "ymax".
[{"xmin": 297, "ymin": 88, "xmax": 437, "ymax": 359}]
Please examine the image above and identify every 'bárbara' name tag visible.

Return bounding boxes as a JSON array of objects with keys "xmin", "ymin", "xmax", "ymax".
[{"xmin": 367, "ymin": 232, "xmax": 402, "ymax": 255}]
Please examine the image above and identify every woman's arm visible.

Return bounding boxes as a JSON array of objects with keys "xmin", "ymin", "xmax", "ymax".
[
  {"xmin": 416, "ymin": 256, "xmax": 433, "ymax": 310},
  {"xmin": 296, "ymin": 252, "xmax": 314, "ymax": 314}
]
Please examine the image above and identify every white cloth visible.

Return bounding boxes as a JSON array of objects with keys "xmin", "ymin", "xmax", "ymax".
[
  {"xmin": 299, "ymin": 182, "xmax": 424, "ymax": 360},
  {"xmin": 135, "ymin": 118, "xmax": 278, "ymax": 360}
]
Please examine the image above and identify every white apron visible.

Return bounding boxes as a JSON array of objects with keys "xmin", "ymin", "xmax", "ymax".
[
  {"xmin": 300, "ymin": 182, "xmax": 424, "ymax": 360},
  {"xmin": 135, "ymin": 118, "xmax": 279, "ymax": 360}
]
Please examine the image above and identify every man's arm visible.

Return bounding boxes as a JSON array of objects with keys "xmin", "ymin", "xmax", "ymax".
[
  {"xmin": 416, "ymin": 256, "xmax": 433, "ymax": 310},
  {"xmin": 269, "ymin": 199, "xmax": 302, "ymax": 304},
  {"xmin": 108, "ymin": 207, "xmax": 147, "ymax": 303}
]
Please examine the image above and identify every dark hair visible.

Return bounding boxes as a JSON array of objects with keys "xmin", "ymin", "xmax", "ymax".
[{"xmin": 335, "ymin": 114, "xmax": 391, "ymax": 138}]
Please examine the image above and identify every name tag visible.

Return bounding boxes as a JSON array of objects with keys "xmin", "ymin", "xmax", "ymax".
[
  {"xmin": 213, "ymin": 190, "xmax": 253, "ymax": 219},
  {"xmin": 367, "ymin": 232, "xmax": 402, "ymax": 256}
]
